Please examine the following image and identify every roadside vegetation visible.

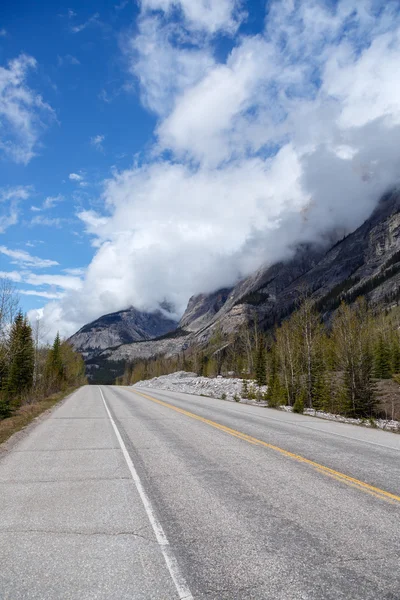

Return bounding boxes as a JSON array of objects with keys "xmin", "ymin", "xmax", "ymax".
[
  {"xmin": 118, "ymin": 296, "xmax": 400, "ymax": 422},
  {"xmin": 0, "ymin": 278, "xmax": 86, "ymax": 436}
]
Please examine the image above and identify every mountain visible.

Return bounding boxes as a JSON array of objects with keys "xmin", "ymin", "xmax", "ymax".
[
  {"xmin": 69, "ymin": 306, "xmax": 178, "ymax": 381},
  {"xmin": 73, "ymin": 189, "xmax": 400, "ymax": 382}
]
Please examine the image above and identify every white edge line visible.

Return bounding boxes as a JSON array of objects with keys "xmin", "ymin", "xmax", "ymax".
[{"xmin": 99, "ymin": 387, "xmax": 193, "ymax": 600}]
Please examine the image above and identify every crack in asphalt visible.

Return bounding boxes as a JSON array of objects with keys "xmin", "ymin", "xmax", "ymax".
[{"xmin": 0, "ymin": 528, "xmax": 156, "ymax": 541}]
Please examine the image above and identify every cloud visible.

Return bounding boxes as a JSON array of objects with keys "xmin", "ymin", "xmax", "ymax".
[
  {"xmin": 63, "ymin": 267, "xmax": 86, "ymax": 276},
  {"xmin": 24, "ymin": 273, "xmax": 83, "ymax": 291},
  {"xmin": 0, "ymin": 245, "xmax": 58, "ymax": 268},
  {"xmin": 140, "ymin": 0, "xmax": 244, "ymax": 34},
  {"xmin": 30, "ymin": 194, "xmax": 64, "ymax": 213},
  {"xmin": 33, "ymin": 0, "xmax": 400, "ymax": 340},
  {"xmin": 0, "ymin": 269, "xmax": 82, "ymax": 294},
  {"xmin": 125, "ymin": 15, "xmax": 215, "ymax": 116},
  {"xmin": 30, "ymin": 215, "xmax": 63, "ymax": 227},
  {"xmin": 69, "ymin": 173, "xmax": 87, "ymax": 187},
  {"xmin": 0, "ymin": 29, "xmax": 7, "ymax": 37},
  {"xmin": 115, "ymin": 1, "xmax": 128, "ymax": 11},
  {"xmin": 69, "ymin": 172, "xmax": 83, "ymax": 181},
  {"xmin": 0, "ymin": 54, "xmax": 54, "ymax": 164},
  {"xmin": 57, "ymin": 54, "xmax": 80, "ymax": 67},
  {"xmin": 43, "ymin": 194, "xmax": 64, "ymax": 210},
  {"xmin": 69, "ymin": 12, "xmax": 100, "ymax": 34},
  {"xmin": 90, "ymin": 134, "xmax": 105, "ymax": 151},
  {"xmin": 20, "ymin": 289, "xmax": 65, "ymax": 300},
  {"xmin": 0, "ymin": 186, "xmax": 31, "ymax": 232},
  {"xmin": 0, "ymin": 271, "xmax": 22, "ymax": 283}
]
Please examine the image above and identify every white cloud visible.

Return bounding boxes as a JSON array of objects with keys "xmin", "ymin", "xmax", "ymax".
[
  {"xmin": 115, "ymin": 1, "xmax": 128, "ymax": 11},
  {"xmin": 0, "ymin": 245, "xmax": 58, "ymax": 268},
  {"xmin": 33, "ymin": 0, "xmax": 400, "ymax": 340},
  {"xmin": 43, "ymin": 194, "xmax": 64, "ymax": 210},
  {"xmin": 30, "ymin": 215, "xmax": 63, "ymax": 227},
  {"xmin": 25, "ymin": 272, "xmax": 83, "ymax": 291},
  {"xmin": 0, "ymin": 29, "xmax": 7, "ymax": 37},
  {"xmin": 140, "ymin": 0, "xmax": 244, "ymax": 34},
  {"xmin": 70, "ymin": 12, "xmax": 100, "ymax": 34},
  {"xmin": 69, "ymin": 172, "xmax": 84, "ymax": 182},
  {"xmin": 57, "ymin": 54, "xmax": 80, "ymax": 67},
  {"xmin": 31, "ymin": 194, "xmax": 64, "ymax": 213},
  {"xmin": 90, "ymin": 134, "xmax": 105, "ymax": 151},
  {"xmin": 0, "ymin": 54, "xmax": 54, "ymax": 164},
  {"xmin": 63, "ymin": 267, "xmax": 86, "ymax": 276},
  {"xmin": 69, "ymin": 173, "xmax": 83, "ymax": 181},
  {"xmin": 0, "ymin": 185, "xmax": 31, "ymax": 232},
  {"xmin": 0, "ymin": 271, "xmax": 22, "ymax": 283},
  {"xmin": 20, "ymin": 289, "xmax": 65, "ymax": 300},
  {"xmin": 125, "ymin": 15, "xmax": 215, "ymax": 116}
]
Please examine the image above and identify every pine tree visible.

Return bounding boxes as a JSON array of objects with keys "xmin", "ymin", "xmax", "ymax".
[
  {"xmin": 311, "ymin": 353, "xmax": 329, "ymax": 412},
  {"xmin": 391, "ymin": 333, "xmax": 400, "ymax": 374},
  {"xmin": 6, "ymin": 312, "xmax": 34, "ymax": 406},
  {"xmin": 266, "ymin": 346, "xmax": 284, "ymax": 407},
  {"xmin": 356, "ymin": 342, "xmax": 376, "ymax": 417},
  {"xmin": 45, "ymin": 332, "xmax": 65, "ymax": 390},
  {"xmin": 255, "ymin": 338, "xmax": 267, "ymax": 387},
  {"xmin": 374, "ymin": 334, "xmax": 391, "ymax": 379}
]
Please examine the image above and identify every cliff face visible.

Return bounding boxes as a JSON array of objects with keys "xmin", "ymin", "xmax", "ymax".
[
  {"xmin": 178, "ymin": 288, "xmax": 233, "ymax": 332},
  {"xmin": 73, "ymin": 190, "xmax": 400, "ymax": 382}
]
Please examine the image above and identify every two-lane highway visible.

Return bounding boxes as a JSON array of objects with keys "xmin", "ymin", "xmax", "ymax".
[{"xmin": 0, "ymin": 385, "xmax": 399, "ymax": 599}]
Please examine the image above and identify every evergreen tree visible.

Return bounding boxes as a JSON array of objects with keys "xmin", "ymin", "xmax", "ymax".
[
  {"xmin": 45, "ymin": 332, "xmax": 65, "ymax": 390},
  {"xmin": 374, "ymin": 334, "xmax": 391, "ymax": 379},
  {"xmin": 255, "ymin": 338, "xmax": 267, "ymax": 387},
  {"xmin": 356, "ymin": 343, "xmax": 376, "ymax": 417},
  {"xmin": 266, "ymin": 346, "xmax": 284, "ymax": 407},
  {"xmin": 311, "ymin": 352, "xmax": 329, "ymax": 411},
  {"xmin": 391, "ymin": 333, "xmax": 400, "ymax": 374},
  {"xmin": 6, "ymin": 312, "xmax": 34, "ymax": 405}
]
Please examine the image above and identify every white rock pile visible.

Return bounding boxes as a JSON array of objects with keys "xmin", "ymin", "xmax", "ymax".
[
  {"xmin": 134, "ymin": 371, "xmax": 267, "ymax": 404},
  {"xmin": 134, "ymin": 371, "xmax": 400, "ymax": 433}
]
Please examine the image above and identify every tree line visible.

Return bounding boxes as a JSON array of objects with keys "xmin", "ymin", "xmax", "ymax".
[
  {"xmin": 118, "ymin": 296, "xmax": 400, "ymax": 421},
  {"xmin": 0, "ymin": 279, "xmax": 86, "ymax": 420}
]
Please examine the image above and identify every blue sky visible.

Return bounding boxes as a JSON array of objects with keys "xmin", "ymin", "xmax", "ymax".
[
  {"xmin": 1, "ymin": 0, "xmax": 154, "ymax": 298},
  {"xmin": 1, "ymin": 0, "xmax": 400, "ymax": 339}
]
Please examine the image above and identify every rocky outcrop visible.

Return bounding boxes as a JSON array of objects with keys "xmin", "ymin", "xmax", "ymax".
[{"xmin": 178, "ymin": 288, "xmax": 233, "ymax": 332}]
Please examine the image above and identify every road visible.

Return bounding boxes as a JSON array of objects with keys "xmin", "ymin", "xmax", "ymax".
[{"xmin": 0, "ymin": 385, "xmax": 399, "ymax": 599}]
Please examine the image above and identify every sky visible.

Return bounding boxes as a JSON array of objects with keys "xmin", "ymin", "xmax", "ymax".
[{"xmin": 2, "ymin": 0, "xmax": 400, "ymax": 341}]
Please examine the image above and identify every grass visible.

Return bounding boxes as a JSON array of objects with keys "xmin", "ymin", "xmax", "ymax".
[{"xmin": 0, "ymin": 387, "xmax": 78, "ymax": 446}]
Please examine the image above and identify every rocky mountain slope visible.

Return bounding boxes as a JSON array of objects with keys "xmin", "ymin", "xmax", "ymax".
[
  {"xmin": 69, "ymin": 306, "xmax": 177, "ymax": 363},
  {"xmin": 75, "ymin": 189, "xmax": 400, "ymax": 382}
]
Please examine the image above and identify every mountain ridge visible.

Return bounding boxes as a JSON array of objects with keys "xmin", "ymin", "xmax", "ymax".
[{"xmin": 72, "ymin": 190, "xmax": 400, "ymax": 382}]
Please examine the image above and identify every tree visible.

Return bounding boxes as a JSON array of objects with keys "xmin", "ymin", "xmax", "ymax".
[
  {"xmin": 45, "ymin": 332, "xmax": 65, "ymax": 391},
  {"xmin": 255, "ymin": 337, "xmax": 267, "ymax": 387},
  {"xmin": 374, "ymin": 334, "xmax": 391, "ymax": 379},
  {"xmin": 266, "ymin": 345, "xmax": 284, "ymax": 407},
  {"xmin": 332, "ymin": 300, "xmax": 377, "ymax": 417},
  {"xmin": 6, "ymin": 312, "xmax": 34, "ymax": 407},
  {"xmin": 0, "ymin": 278, "xmax": 20, "ymax": 394},
  {"xmin": 311, "ymin": 349, "xmax": 329, "ymax": 412}
]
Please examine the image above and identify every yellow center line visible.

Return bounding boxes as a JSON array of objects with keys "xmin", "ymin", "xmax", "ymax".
[{"xmin": 127, "ymin": 388, "xmax": 400, "ymax": 505}]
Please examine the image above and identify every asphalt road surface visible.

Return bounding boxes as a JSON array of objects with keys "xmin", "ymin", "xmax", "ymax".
[{"xmin": 0, "ymin": 385, "xmax": 399, "ymax": 599}]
